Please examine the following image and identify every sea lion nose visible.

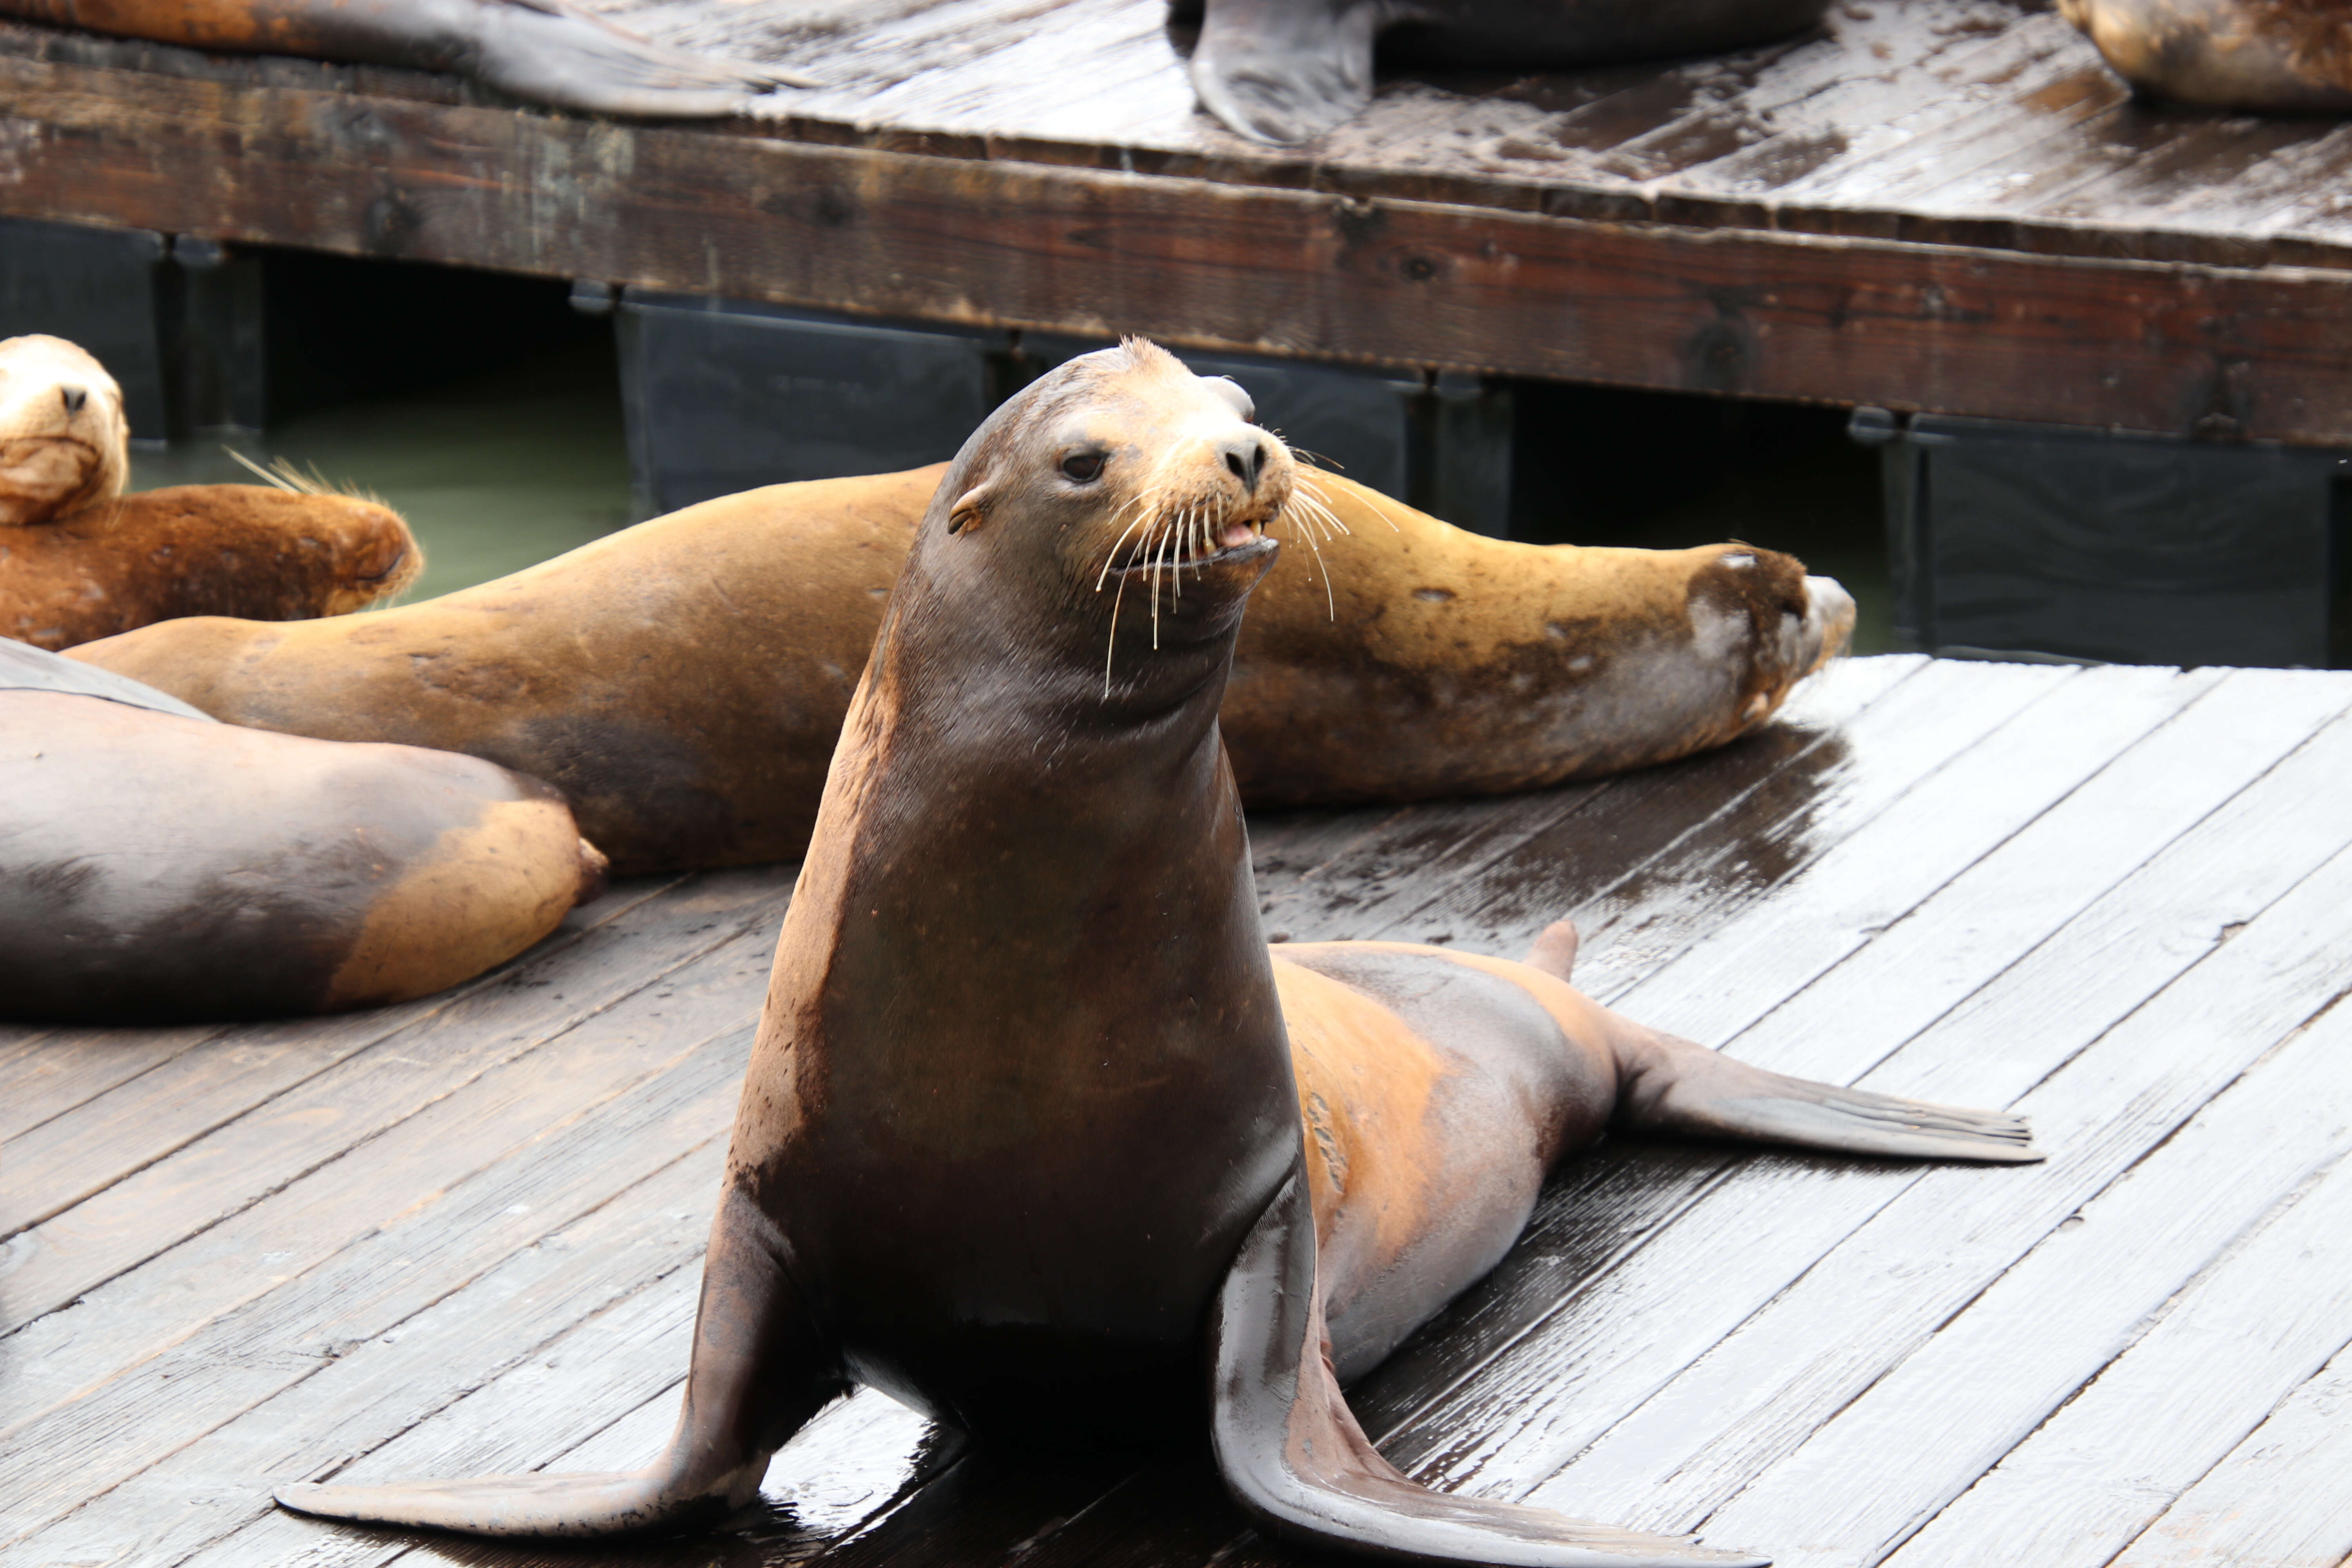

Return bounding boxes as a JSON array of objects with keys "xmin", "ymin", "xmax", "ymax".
[
  {"xmin": 1223, "ymin": 437, "xmax": 1268, "ymax": 492},
  {"xmin": 59, "ymin": 385, "xmax": 86, "ymax": 415}
]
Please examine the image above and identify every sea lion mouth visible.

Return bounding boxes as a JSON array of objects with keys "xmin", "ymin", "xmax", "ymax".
[{"xmin": 1108, "ymin": 518, "xmax": 1272, "ymax": 577}]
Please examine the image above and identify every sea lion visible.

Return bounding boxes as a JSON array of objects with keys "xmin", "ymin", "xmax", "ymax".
[
  {"xmin": 0, "ymin": 334, "xmax": 127, "ymax": 526},
  {"xmin": 2, "ymin": 480, "xmax": 422, "ymax": 651},
  {"xmin": 0, "ymin": 638, "xmax": 606, "ymax": 1022},
  {"xmin": 68, "ymin": 466, "xmax": 1851, "ymax": 875},
  {"xmin": 2060, "ymin": 0, "xmax": 2352, "ymax": 113},
  {"xmin": 273, "ymin": 341, "xmax": 2033, "ymax": 1564},
  {"xmin": 1182, "ymin": 0, "xmax": 1835, "ymax": 143},
  {"xmin": 0, "ymin": 0, "xmax": 812, "ymax": 117}
]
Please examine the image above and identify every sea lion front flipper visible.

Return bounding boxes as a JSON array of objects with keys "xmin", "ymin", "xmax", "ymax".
[
  {"xmin": 470, "ymin": 0, "xmax": 821, "ymax": 118},
  {"xmin": 277, "ymin": 1188, "xmax": 842, "ymax": 1536},
  {"xmin": 1190, "ymin": 0, "xmax": 1383, "ymax": 143},
  {"xmin": 1209, "ymin": 1167, "xmax": 1769, "ymax": 1567},
  {"xmin": 1613, "ymin": 1032, "xmax": 2044, "ymax": 1165}
]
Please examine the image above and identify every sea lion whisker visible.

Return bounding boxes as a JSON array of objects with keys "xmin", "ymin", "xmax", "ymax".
[
  {"xmin": 1293, "ymin": 474, "xmax": 1356, "ymax": 536},
  {"xmin": 1096, "ymin": 515, "xmax": 1151, "ymax": 592},
  {"xmin": 1300, "ymin": 521, "xmax": 1337, "ymax": 621},
  {"xmin": 1103, "ymin": 566, "xmax": 1133, "ymax": 697}
]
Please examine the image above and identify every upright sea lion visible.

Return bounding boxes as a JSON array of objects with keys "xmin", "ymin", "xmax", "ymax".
[
  {"xmin": 0, "ymin": 334, "xmax": 127, "ymax": 526},
  {"xmin": 275, "ymin": 341, "xmax": 2033, "ymax": 1564},
  {"xmin": 2060, "ymin": 0, "xmax": 2352, "ymax": 113},
  {"xmin": 0, "ymin": 0, "xmax": 811, "ymax": 117},
  {"xmin": 3, "ymin": 481, "xmax": 422, "ymax": 651},
  {"xmin": 69, "ymin": 466, "xmax": 1851, "ymax": 874},
  {"xmin": 0, "ymin": 638, "xmax": 607, "ymax": 1022},
  {"xmin": 1182, "ymin": 0, "xmax": 1835, "ymax": 143}
]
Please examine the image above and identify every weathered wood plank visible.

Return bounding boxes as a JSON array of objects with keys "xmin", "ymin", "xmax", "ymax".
[
  {"xmin": 2109, "ymin": 1345, "xmax": 2352, "ymax": 1568},
  {"xmin": 5, "ymin": 47, "xmax": 2352, "ymax": 441},
  {"xmin": 0, "ymin": 869, "xmax": 787, "ymax": 1337},
  {"xmin": 1701, "ymin": 949, "xmax": 2352, "ymax": 1567},
  {"xmin": 1883, "ymin": 1137, "xmax": 2352, "ymax": 1566},
  {"xmin": 0, "ymin": 916, "xmax": 780, "ymax": 1547},
  {"xmin": 1495, "ymin": 733, "xmax": 2352, "ymax": 1537}
]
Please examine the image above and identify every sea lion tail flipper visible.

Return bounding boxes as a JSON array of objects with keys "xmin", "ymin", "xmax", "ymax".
[
  {"xmin": 473, "ymin": 2, "xmax": 821, "ymax": 118},
  {"xmin": 1190, "ymin": 0, "xmax": 1381, "ymax": 143},
  {"xmin": 276, "ymin": 1187, "xmax": 842, "ymax": 1537},
  {"xmin": 1209, "ymin": 1167, "xmax": 1770, "ymax": 1567},
  {"xmin": 1613, "ymin": 1031, "xmax": 2043, "ymax": 1165}
]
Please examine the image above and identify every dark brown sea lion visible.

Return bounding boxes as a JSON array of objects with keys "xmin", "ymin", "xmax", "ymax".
[
  {"xmin": 0, "ymin": 0, "xmax": 811, "ymax": 116},
  {"xmin": 2, "ymin": 480, "xmax": 421, "ymax": 651},
  {"xmin": 1183, "ymin": 0, "xmax": 1835, "ymax": 143},
  {"xmin": 0, "ymin": 334, "xmax": 127, "ymax": 526},
  {"xmin": 274, "ymin": 341, "xmax": 2033, "ymax": 1564},
  {"xmin": 2061, "ymin": 0, "xmax": 2352, "ymax": 113},
  {"xmin": 0, "ymin": 638, "xmax": 607, "ymax": 1022},
  {"xmin": 69, "ymin": 466, "xmax": 1850, "ymax": 875}
]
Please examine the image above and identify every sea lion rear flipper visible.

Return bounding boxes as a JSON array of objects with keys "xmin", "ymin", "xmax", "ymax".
[
  {"xmin": 1209, "ymin": 1167, "xmax": 1769, "ymax": 1567},
  {"xmin": 277, "ymin": 1188, "xmax": 841, "ymax": 1536},
  {"xmin": 472, "ymin": 1, "xmax": 821, "ymax": 118},
  {"xmin": 1190, "ymin": 0, "xmax": 1381, "ymax": 143},
  {"xmin": 1615, "ymin": 1033, "xmax": 2043, "ymax": 1165}
]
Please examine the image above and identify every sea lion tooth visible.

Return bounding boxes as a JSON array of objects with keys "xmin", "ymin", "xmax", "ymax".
[
  {"xmin": 270, "ymin": 339, "xmax": 2036, "ymax": 1565},
  {"xmin": 0, "ymin": 334, "xmax": 126, "ymax": 528}
]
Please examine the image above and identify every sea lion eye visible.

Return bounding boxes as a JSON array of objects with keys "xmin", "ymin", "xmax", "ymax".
[{"xmin": 1060, "ymin": 452, "xmax": 1105, "ymax": 483}]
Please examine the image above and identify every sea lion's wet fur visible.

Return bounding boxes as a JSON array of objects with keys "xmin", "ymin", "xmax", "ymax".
[
  {"xmin": 0, "ymin": 686, "xmax": 605, "ymax": 1022},
  {"xmin": 0, "ymin": 0, "xmax": 802, "ymax": 116},
  {"xmin": 2062, "ymin": 0, "xmax": 2352, "ymax": 111},
  {"xmin": 270, "ymin": 342, "xmax": 2033, "ymax": 1567},
  {"xmin": 0, "ymin": 335, "xmax": 127, "ymax": 528},
  {"xmin": 71, "ymin": 465, "xmax": 1848, "ymax": 874},
  {"xmin": 3, "ymin": 483, "xmax": 420, "ymax": 651}
]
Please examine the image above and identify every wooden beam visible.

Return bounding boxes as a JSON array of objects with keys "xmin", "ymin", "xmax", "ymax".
[{"xmin": 2, "ymin": 48, "xmax": 2350, "ymax": 443}]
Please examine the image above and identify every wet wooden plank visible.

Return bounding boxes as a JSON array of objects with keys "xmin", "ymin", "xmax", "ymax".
[
  {"xmin": 1490, "ymin": 722, "xmax": 2352, "ymax": 1536},
  {"xmin": 0, "ymin": 872, "xmax": 693, "ymax": 1243},
  {"xmin": 2109, "ymin": 1345, "xmax": 2352, "ymax": 1568},
  {"xmin": 1883, "ymin": 1135, "xmax": 2352, "ymax": 1566},
  {"xmin": 0, "ymin": 915, "xmax": 781, "ymax": 1548},
  {"xmin": 1701, "ymin": 944, "xmax": 2352, "ymax": 1567},
  {"xmin": 0, "ymin": 869, "xmax": 786, "ymax": 1337},
  {"xmin": 5, "ymin": 34, "xmax": 2352, "ymax": 441},
  {"xmin": 0, "ymin": 1022, "xmax": 228, "ymax": 1147}
]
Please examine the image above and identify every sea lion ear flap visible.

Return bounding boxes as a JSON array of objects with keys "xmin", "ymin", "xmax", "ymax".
[
  {"xmin": 1207, "ymin": 1167, "xmax": 1757, "ymax": 1566},
  {"xmin": 947, "ymin": 482, "xmax": 993, "ymax": 535}
]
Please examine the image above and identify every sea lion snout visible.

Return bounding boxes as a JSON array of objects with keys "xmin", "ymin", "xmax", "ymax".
[{"xmin": 0, "ymin": 334, "xmax": 128, "ymax": 526}]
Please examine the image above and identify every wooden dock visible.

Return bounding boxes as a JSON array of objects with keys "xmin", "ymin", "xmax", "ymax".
[
  {"xmin": 2, "ymin": 0, "xmax": 2352, "ymax": 444},
  {"xmin": 9, "ymin": 652, "xmax": 2352, "ymax": 1566}
]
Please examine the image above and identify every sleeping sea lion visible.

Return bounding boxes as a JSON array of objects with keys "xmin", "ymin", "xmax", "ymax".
[
  {"xmin": 68, "ymin": 466, "xmax": 1851, "ymax": 875},
  {"xmin": 0, "ymin": 638, "xmax": 607, "ymax": 1022},
  {"xmin": 274, "ymin": 341, "xmax": 2033, "ymax": 1564},
  {"xmin": 2, "ymin": 481, "xmax": 422, "ymax": 651},
  {"xmin": 2060, "ymin": 0, "xmax": 2352, "ymax": 113},
  {"xmin": 0, "ymin": 0, "xmax": 811, "ymax": 117},
  {"xmin": 0, "ymin": 334, "xmax": 127, "ymax": 526},
  {"xmin": 1182, "ymin": 0, "xmax": 1835, "ymax": 143}
]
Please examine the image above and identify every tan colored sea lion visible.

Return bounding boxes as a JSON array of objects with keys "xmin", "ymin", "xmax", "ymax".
[
  {"xmin": 2061, "ymin": 0, "xmax": 2352, "ymax": 112},
  {"xmin": 70, "ymin": 465, "xmax": 1850, "ymax": 875},
  {"xmin": 0, "ymin": 0, "xmax": 810, "ymax": 116},
  {"xmin": 0, "ymin": 638, "xmax": 606, "ymax": 1022},
  {"xmin": 275, "ymin": 341, "xmax": 2030, "ymax": 1565},
  {"xmin": 2, "ymin": 481, "xmax": 422, "ymax": 651},
  {"xmin": 0, "ymin": 334, "xmax": 127, "ymax": 527}
]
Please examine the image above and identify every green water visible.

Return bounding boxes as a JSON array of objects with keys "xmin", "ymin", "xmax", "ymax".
[{"xmin": 126, "ymin": 345, "xmax": 633, "ymax": 606}]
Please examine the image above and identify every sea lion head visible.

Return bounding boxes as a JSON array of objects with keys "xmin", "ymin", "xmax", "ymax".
[
  {"xmin": 0, "ymin": 335, "xmax": 129, "ymax": 527},
  {"xmin": 896, "ymin": 338, "xmax": 1296, "ymax": 715}
]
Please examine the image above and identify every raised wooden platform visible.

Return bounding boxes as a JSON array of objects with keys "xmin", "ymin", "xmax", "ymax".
[
  {"xmin": 8, "ymin": 654, "xmax": 2352, "ymax": 1566},
  {"xmin": 2, "ymin": 0, "xmax": 2352, "ymax": 443}
]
